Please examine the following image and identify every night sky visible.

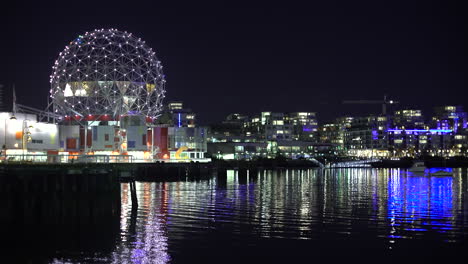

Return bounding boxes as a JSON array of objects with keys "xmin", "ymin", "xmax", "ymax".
[{"xmin": 1, "ymin": 1, "xmax": 466, "ymax": 124}]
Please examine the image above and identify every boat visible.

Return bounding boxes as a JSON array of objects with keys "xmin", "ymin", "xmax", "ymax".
[
  {"xmin": 408, "ymin": 161, "xmax": 426, "ymax": 172},
  {"xmin": 430, "ymin": 170, "xmax": 453, "ymax": 176}
]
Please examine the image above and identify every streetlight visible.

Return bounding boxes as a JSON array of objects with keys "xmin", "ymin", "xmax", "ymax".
[
  {"xmin": 147, "ymin": 127, "xmax": 155, "ymax": 162},
  {"xmin": 22, "ymin": 120, "xmax": 33, "ymax": 161}
]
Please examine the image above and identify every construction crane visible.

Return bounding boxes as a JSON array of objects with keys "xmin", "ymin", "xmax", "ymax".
[{"xmin": 342, "ymin": 94, "xmax": 399, "ymax": 116}]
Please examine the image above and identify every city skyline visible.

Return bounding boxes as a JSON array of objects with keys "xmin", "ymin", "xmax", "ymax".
[{"xmin": 2, "ymin": 1, "xmax": 467, "ymax": 124}]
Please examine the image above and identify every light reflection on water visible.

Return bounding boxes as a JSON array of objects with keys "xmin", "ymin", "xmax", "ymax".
[
  {"xmin": 110, "ymin": 183, "xmax": 171, "ymax": 264},
  {"xmin": 51, "ymin": 168, "xmax": 468, "ymax": 263},
  {"xmin": 388, "ymin": 171, "xmax": 456, "ymax": 237}
]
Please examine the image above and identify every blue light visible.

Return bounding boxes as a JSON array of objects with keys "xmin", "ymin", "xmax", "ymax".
[
  {"xmin": 178, "ymin": 113, "xmax": 181, "ymax": 128},
  {"xmin": 387, "ymin": 173, "xmax": 454, "ymax": 239},
  {"xmin": 428, "ymin": 167, "xmax": 452, "ymax": 174},
  {"xmin": 76, "ymin": 35, "xmax": 83, "ymax": 45}
]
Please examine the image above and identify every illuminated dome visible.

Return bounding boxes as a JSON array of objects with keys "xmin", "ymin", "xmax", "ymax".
[{"xmin": 50, "ymin": 28, "xmax": 166, "ymax": 120}]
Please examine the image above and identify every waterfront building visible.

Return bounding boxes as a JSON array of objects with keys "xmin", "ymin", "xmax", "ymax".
[
  {"xmin": 223, "ymin": 113, "xmax": 248, "ymax": 135},
  {"xmin": 263, "ymin": 112, "xmax": 293, "ymax": 141},
  {"xmin": 208, "ymin": 140, "xmax": 321, "ymax": 160},
  {"xmin": 344, "ymin": 115, "xmax": 389, "ymax": 157},
  {"xmin": 286, "ymin": 112, "xmax": 318, "ymax": 141},
  {"xmin": 242, "ymin": 111, "xmax": 318, "ymax": 142},
  {"xmin": 45, "ymin": 29, "xmax": 167, "ymax": 162},
  {"xmin": 208, "ymin": 113, "xmax": 256, "ymax": 143},
  {"xmin": 207, "ymin": 111, "xmax": 320, "ymax": 160},
  {"xmin": 387, "ymin": 128, "xmax": 453, "ymax": 157},
  {"xmin": 0, "ymin": 29, "xmax": 211, "ymax": 163},
  {"xmin": 208, "ymin": 141, "xmax": 268, "ymax": 160},
  {"xmin": 0, "ymin": 112, "xmax": 60, "ymax": 161},
  {"xmin": 431, "ymin": 106, "xmax": 468, "ymax": 133},
  {"xmin": 392, "ymin": 109, "xmax": 425, "ymax": 129},
  {"xmin": 383, "ymin": 106, "xmax": 468, "ymax": 157},
  {"xmin": 167, "ymin": 127, "xmax": 207, "ymax": 160},
  {"xmin": 3, "ymin": 27, "xmax": 467, "ymax": 162},
  {"xmin": 318, "ymin": 116, "xmax": 353, "ymax": 154},
  {"xmin": 241, "ymin": 112, "xmax": 290, "ymax": 141}
]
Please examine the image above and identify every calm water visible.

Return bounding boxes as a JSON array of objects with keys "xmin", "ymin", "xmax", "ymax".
[{"xmin": 9, "ymin": 168, "xmax": 468, "ymax": 263}]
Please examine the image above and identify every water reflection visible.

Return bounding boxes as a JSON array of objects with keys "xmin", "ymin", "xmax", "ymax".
[
  {"xmin": 388, "ymin": 170, "xmax": 459, "ymax": 239},
  {"xmin": 40, "ymin": 168, "xmax": 467, "ymax": 263},
  {"xmin": 111, "ymin": 183, "xmax": 170, "ymax": 263}
]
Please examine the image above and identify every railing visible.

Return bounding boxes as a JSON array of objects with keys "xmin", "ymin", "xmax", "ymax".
[
  {"xmin": 0, "ymin": 154, "xmax": 213, "ymax": 164},
  {"xmin": 1, "ymin": 154, "xmax": 134, "ymax": 164},
  {"xmin": 327, "ymin": 158, "xmax": 380, "ymax": 168}
]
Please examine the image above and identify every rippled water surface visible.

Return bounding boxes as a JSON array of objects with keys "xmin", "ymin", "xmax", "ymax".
[{"xmin": 11, "ymin": 168, "xmax": 468, "ymax": 263}]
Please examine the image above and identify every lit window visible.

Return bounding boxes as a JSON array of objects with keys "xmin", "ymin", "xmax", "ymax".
[{"xmin": 273, "ymin": 120, "xmax": 284, "ymax": 125}]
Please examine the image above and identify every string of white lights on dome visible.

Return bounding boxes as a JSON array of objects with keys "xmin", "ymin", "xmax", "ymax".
[{"xmin": 50, "ymin": 28, "xmax": 166, "ymax": 121}]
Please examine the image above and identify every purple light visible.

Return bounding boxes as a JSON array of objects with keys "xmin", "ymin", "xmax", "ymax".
[{"xmin": 388, "ymin": 129, "xmax": 452, "ymax": 134}]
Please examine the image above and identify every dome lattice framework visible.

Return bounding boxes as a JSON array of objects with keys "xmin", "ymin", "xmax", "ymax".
[{"xmin": 50, "ymin": 28, "xmax": 166, "ymax": 120}]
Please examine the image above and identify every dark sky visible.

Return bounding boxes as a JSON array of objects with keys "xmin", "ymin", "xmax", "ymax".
[{"xmin": 1, "ymin": 1, "xmax": 466, "ymax": 124}]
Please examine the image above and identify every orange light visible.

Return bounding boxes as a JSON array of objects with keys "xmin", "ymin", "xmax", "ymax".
[{"xmin": 163, "ymin": 153, "xmax": 169, "ymax": 159}]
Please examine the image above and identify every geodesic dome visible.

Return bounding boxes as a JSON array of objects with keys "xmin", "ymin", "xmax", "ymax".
[{"xmin": 50, "ymin": 28, "xmax": 166, "ymax": 120}]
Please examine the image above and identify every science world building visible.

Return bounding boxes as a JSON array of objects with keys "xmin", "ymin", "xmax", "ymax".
[{"xmin": 0, "ymin": 29, "xmax": 208, "ymax": 163}]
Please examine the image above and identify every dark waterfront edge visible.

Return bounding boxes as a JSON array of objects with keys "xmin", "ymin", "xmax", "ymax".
[{"xmin": 2, "ymin": 155, "xmax": 468, "ymax": 181}]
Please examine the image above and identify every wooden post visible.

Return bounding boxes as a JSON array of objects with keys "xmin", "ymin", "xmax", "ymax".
[{"xmin": 130, "ymin": 180, "xmax": 138, "ymax": 208}]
